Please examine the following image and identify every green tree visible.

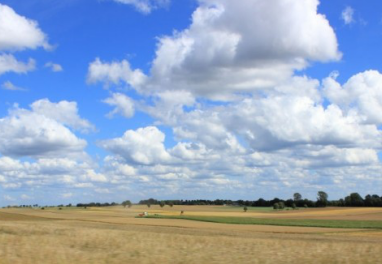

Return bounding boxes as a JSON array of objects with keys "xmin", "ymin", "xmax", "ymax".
[
  {"xmin": 347, "ymin": 193, "xmax": 364, "ymax": 206},
  {"xmin": 159, "ymin": 201, "xmax": 165, "ymax": 208},
  {"xmin": 317, "ymin": 191, "xmax": 328, "ymax": 207},
  {"xmin": 243, "ymin": 206, "xmax": 248, "ymax": 212},
  {"xmin": 293, "ymin": 193, "xmax": 302, "ymax": 202},
  {"xmin": 365, "ymin": 194, "xmax": 382, "ymax": 207},
  {"xmin": 122, "ymin": 200, "xmax": 132, "ymax": 208},
  {"xmin": 273, "ymin": 203, "xmax": 280, "ymax": 210}
]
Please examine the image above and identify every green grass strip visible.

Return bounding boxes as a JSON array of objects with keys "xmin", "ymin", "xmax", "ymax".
[{"xmin": 145, "ymin": 215, "xmax": 382, "ymax": 229}]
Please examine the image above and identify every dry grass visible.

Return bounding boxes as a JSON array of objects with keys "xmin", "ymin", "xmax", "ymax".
[{"xmin": 0, "ymin": 206, "xmax": 381, "ymax": 263}]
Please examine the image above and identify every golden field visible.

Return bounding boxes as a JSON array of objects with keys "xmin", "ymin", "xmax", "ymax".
[{"xmin": 0, "ymin": 205, "xmax": 382, "ymax": 264}]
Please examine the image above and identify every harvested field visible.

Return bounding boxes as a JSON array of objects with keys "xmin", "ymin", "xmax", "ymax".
[
  {"xmin": 0, "ymin": 211, "xmax": 52, "ymax": 222},
  {"xmin": 0, "ymin": 206, "xmax": 381, "ymax": 263}
]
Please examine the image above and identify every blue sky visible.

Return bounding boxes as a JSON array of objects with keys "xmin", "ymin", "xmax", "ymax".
[{"xmin": 0, "ymin": 0, "xmax": 382, "ymax": 206}]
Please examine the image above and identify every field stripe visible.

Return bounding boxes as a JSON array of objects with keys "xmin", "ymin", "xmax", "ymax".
[{"xmin": 145, "ymin": 215, "xmax": 382, "ymax": 229}]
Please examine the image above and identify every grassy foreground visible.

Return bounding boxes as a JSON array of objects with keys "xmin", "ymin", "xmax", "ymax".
[{"xmin": 145, "ymin": 215, "xmax": 382, "ymax": 229}]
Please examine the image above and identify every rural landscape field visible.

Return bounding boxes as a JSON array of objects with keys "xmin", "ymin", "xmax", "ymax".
[
  {"xmin": 1, "ymin": 205, "xmax": 382, "ymax": 264},
  {"xmin": 2, "ymin": 0, "xmax": 382, "ymax": 263}
]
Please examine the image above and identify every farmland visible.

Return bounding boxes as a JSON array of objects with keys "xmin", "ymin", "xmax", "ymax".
[{"xmin": 0, "ymin": 205, "xmax": 382, "ymax": 263}]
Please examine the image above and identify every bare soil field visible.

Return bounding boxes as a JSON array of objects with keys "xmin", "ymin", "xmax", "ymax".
[{"xmin": 0, "ymin": 206, "xmax": 381, "ymax": 263}]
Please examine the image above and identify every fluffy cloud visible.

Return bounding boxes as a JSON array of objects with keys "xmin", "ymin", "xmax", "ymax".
[
  {"xmin": 0, "ymin": 3, "xmax": 50, "ymax": 78},
  {"xmin": 0, "ymin": 156, "xmax": 109, "ymax": 195},
  {"xmin": 91, "ymin": 0, "xmax": 340, "ymax": 99},
  {"xmin": 170, "ymin": 142, "xmax": 210, "ymax": 161},
  {"xmin": 0, "ymin": 100, "xmax": 106, "ymax": 203},
  {"xmin": 87, "ymin": 1, "xmax": 382, "ymax": 199},
  {"xmin": 0, "ymin": 101, "xmax": 90, "ymax": 158},
  {"xmin": 0, "ymin": 54, "xmax": 35, "ymax": 75},
  {"xmin": 31, "ymin": 99, "xmax": 95, "ymax": 132},
  {"xmin": 323, "ymin": 70, "xmax": 382, "ymax": 125},
  {"xmin": 13, "ymin": 0, "xmax": 375, "ymax": 201},
  {"xmin": 87, "ymin": 58, "xmax": 147, "ymax": 89},
  {"xmin": 143, "ymin": 91, "xmax": 381, "ymax": 153},
  {"xmin": 81, "ymin": 170, "xmax": 108, "ymax": 183},
  {"xmin": 150, "ymin": 0, "xmax": 340, "ymax": 96},
  {"xmin": 98, "ymin": 126, "xmax": 382, "ymax": 199},
  {"xmin": 112, "ymin": 0, "xmax": 169, "ymax": 14},
  {"xmin": 296, "ymin": 146, "xmax": 379, "ymax": 168},
  {"xmin": 103, "ymin": 93, "xmax": 135, "ymax": 118},
  {"xmin": 0, "ymin": 4, "xmax": 49, "ymax": 51},
  {"xmin": 224, "ymin": 96, "xmax": 381, "ymax": 151},
  {"xmin": 152, "ymin": 0, "xmax": 340, "ymax": 95},
  {"xmin": 99, "ymin": 126, "xmax": 172, "ymax": 165}
]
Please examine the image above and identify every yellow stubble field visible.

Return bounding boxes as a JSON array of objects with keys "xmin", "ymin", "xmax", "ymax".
[{"xmin": 0, "ymin": 205, "xmax": 381, "ymax": 264}]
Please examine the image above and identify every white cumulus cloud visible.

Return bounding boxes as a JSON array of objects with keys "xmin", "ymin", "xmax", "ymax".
[
  {"xmin": 99, "ymin": 126, "xmax": 172, "ymax": 165},
  {"xmin": 323, "ymin": 70, "xmax": 382, "ymax": 125},
  {"xmin": 31, "ymin": 99, "xmax": 95, "ymax": 132},
  {"xmin": 0, "ymin": 102, "xmax": 89, "ymax": 158},
  {"xmin": 87, "ymin": 58, "xmax": 147, "ymax": 89},
  {"xmin": 92, "ymin": 0, "xmax": 340, "ymax": 99},
  {"xmin": 0, "ymin": 54, "xmax": 35, "ymax": 76},
  {"xmin": 0, "ymin": 3, "xmax": 50, "ymax": 78},
  {"xmin": 77, "ymin": 0, "xmax": 382, "ymax": 199},
  {"xmin": 0, "ymin": 3, "xmax": 49, "ymax": 51},
  {"xmin": 103, "ymin": 93, "xmax": 135, "ymax": 118}
]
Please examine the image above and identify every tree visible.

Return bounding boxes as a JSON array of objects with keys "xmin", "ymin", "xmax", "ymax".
[
  {"xmin": 168, "ymin": 202, "xmax": 174, "ymax": 207},
  {"xmin": 273, "ymin": 203, "xmax": 280, "ymax": 210},
  {"xmin": 159, "ymin": 201, "xmax": 165, "ymax": 208},
  {"xmin": 122, "ymin": 200, "xmax": 132, "ymax": 208},
  {"xmin": 285, "ymin": 199, "xmax": 294, "ymax": 207},
  {"xmin": 243, "ymin": 206, "xmax": 248, "ymax": 212},
  {"xmin": 346, "ymin": 193, "xmax": 364, "ymax": 207},
  {"xmin": 147, "ymin": 204, "xmax": 151, "ymax": 208},
  {"xmin": 291, "ymin": 203, "xmax": 297, "ymax": 209},
  {"xmin": 317, "ymin": 191, "xmax": 328, "ymax": 207},
  {"xmin": 365, "ymin": 194, "xmax": 382, "ymax": 207},
  {"xmin": 293, "ymin": 193, "xmax": 302, "ymax": 202}
]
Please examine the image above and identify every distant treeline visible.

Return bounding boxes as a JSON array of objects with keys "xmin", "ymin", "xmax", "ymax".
[
  {"xmin": 76, "ymin": 202, "xmax": 119, "ymax": 207},
  {"xmin": 138, "ymin": 193, "xmax": 382, "ymax": 208},
  {"xmin": 4, "ymin": 192, "xmax": 382, "ymax": 209}
]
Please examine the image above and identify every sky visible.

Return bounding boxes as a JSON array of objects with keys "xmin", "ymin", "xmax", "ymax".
[{"xmin": 0, "ymin": 0, "xmax": 382, "ymax": 206}]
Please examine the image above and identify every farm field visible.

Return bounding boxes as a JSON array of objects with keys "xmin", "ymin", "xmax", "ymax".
[{"xmin": 0, "ymin": 206, "xmax": 382, "ymax": 264}]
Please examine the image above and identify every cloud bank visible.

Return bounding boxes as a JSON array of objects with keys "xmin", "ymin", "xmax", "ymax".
[
  {"xmin": 83, "ymin": 0, "xmax": 382, "ymax": 200},
  {"xmin": 2, "ymin": 0, "xmax": 382, "ymax": 204}
]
